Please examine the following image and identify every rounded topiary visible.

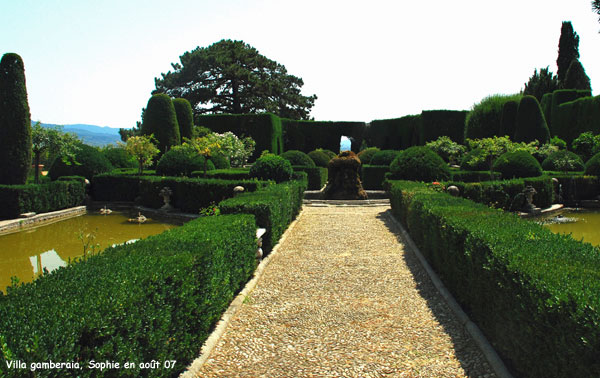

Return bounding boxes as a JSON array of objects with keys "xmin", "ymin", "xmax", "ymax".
[
  {"xmin": 280, "ymin": 150, "xmax": 315, "ymax": 167},
  {"xmin": 49, "ymin": 143, "xmax": 113, "ymax": 180},
  {"xmin": 308, "ymin": 150, "xmax": 331, "ymax": 167},
  {"xmin": 584, "ymin": 152, "xmax": 600, "ymax": 176},
  {"xmin": 172, "ymin": 98, "xmax": 194, "ymax": 141},
  {"xmin": 141, "ymin": 94, "xmax": 181, "ymax": 153},
  {"xmin": 102, "ymin": 146, "xmax": 136, "ymax": 168},
  {"xmin": 209, "ymin": 152, "xmax": 230, "ymax": 169},
  {"xmin": 513, "ymin": 95, "xmax": 550, "ymax": 144},
  {"xmin": 541, "ymin": 150, "xmax": 584, "ymax": 172},
  {"xmin": 389, "ymin": 146, "xmax": 450, "ymax": 182},
  {"xmin": 156, "ymin": 147, "xmax": 214, "ymax": 176},
  {"xmin": 320, "ymin": 149, "xmax": 337, "ymax": 159},
  {"xmin": 499, "ymin": 99, "xmax": 519, "ymax": 139},
  {"xmin": 0, "ymin": 53, "xmax": 32, "ymax": 185},
  {"xmin": 370, "ymin": 149, "xmax": 402, "ymax": 166},
  {"xmin": 356, "ymin": 147, "xmax": 380, "ymax": 165},
  {"xmin": 464, "ymin": 94, "xmax": 522, "ymax": 140},
  {"xmin": 492, "ymin": 150, "xmax": 542, "ymax": 178},
  {"xmin": 249, "ymin": 154, "xmax": 293, "ymax": 183},
  {"xmin": 460, "ymin": 148, "xmax": 489, "ymax": 171}
]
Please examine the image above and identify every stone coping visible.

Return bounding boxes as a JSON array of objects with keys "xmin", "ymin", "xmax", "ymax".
[{"xmin": 0, "ymin": 206, "xmax": 87, "ymax": 235}]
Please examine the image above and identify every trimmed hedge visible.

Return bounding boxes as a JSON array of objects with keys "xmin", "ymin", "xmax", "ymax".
[
  {"xmin": 554, "ymin": 95, "xmax": 600, "ymax": 147},
  {"xmin": 249, "ymin": 154, "xmax": 293, "ymax": 183},
  {"xmin": 292, "ymin": 165, "xmax": 327, "ymax": 190},
  {"xmin": 197, "ymin": 168, "xmax": 251, "ymax": 180},
  {"xmin": 307, "ymin": 149, "xmax": 331, "ymax": 167},
  {"xmin": 370, "ymin": 149, "xmax": 401, "ymax": 166},
  {"xmin": 447, "ymin": 176, "xmax": 553, "ymax": 210},
  {"xmin": 356, "ymin": 147, "xmax": 380, "ymax": 165},
  {"xmin": 281, "ymin": 119, "xmax": 366, "ymax": 153},
  {"xmin": 464, "ymin": 94, "xmax": 522, "ymax": 140},
  {"xmin": 219, "ymin": 176, "xmax": 307, "ymax": 254},
  {"xmin": 450, "ymin": 170, "xmax": 500, "ymax": 182},
  {"xmin": 541, "ymin": 150, "xmax": 584, "ymax": 172},
  {"xmin": 389, "ymin": 146, "xmax": 450, "ymax": 182},
  {"xmin": 492, "ymin": 150, "xmax": 543, "ymax": 179},
  {"xmin": 281, "ymin": 150, "xmax": 315, "ymax": 167},
  {"xmin": 196, "ymin": 113, "xmax": 283, "ymax": 160},
  {"xmin": 419, "ymin": 110, "xmax": 468, "ymax": 145},
  {"xmin": 361, "ymin": 165, "xmax": 389, "ymax": 190},
  {"xmin": 0, "ymin": 180, "xmax": 86, "ymax": 219},
  {"xmin": 585, "ymin": 152, "xmax": 600, "ymax": 176},
  {"xmin": 551, "ymin": 174, "xmax": 600, "ymax": 205},
  {"xmin": 49, "ymin": 143, "xmax": 114, "ymax": 181},
  {"xmin": 388, "ymin": 180, "xmax": 600, "ymax": 378},
  {"xmin": 0, "ymin": 214, "xmax": 258, "ymax": 377},
  {"xmin": 140, "ymin": 93, "xmax": 181, "ymax": 154},
  {"xmin": 92, "ymin": 174, "xmax": 268, "ymax": 211},
  {"xmin": 156, "ymin": 147, "xmax": 215, "ymax": 177},
  {"xmin": 514, "ymin": 95, "xmax": 550, "ymax": 144},
  {"xmin": 366, "ymin": 115, "xmax": 421, "ymax": 150}
]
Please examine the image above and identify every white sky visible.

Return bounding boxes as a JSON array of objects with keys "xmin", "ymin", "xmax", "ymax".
[{"xmin": 1, "ymin": 0, "xmax": 599, "ymax": 129}]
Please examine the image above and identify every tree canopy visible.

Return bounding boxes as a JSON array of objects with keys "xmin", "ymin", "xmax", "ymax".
[
  {"xmin": 523, "ymin": 67, "xmax": 559, "ymax": 102},
  {"xmin": 153, "ymin": 39, "xmax": 317, "ymax": 120}
]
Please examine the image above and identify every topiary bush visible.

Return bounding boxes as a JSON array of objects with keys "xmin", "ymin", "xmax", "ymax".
[
  {"xmin": 249, "ymin": 154, "xmax": 293, "ymax": 183},
  {"xmin": 492, "ymin": 150, "xmax": 542, "ymax": 178},
  {"xmin": 499, "ymin": 99, "xmax": 519, "ymax": 139},
  {"xmin": 514, "ymin": 95, "xmax": 551, "ymax": 144},
  {"xmin": 465, "ymin": 94, "xmax": 522, "ymax": 140},
  {"xmin": 280, "ymin": 150, "xmax": 315, "ymax": 167},
  {"xmin": 389, "ymin": 146, "xmax": 450, "ymax": 182},
  {"xmin": 584, "ymin": 152, "xmax": 600, "ymax": 176},
  {"xmin": 370, "ymin": 149, "xmax": 402, "ymax": 166},
  {"xmin": 49, "ymin": 143, "xmax": 113, "ymax": 180},
  {"xmin": 542, "ymin": 150, "xmax": 584, "ymax": 172},
  {"xmin": 356, "ymin": 147, "xmax": 380, "ymax": 164},
  {"xmin": 102, "ymin": 146, "xmax": 136, "ymax": 169},
  {"xmin": 156, "ymin": 145, "xmax": 214, "ymax": 177},
  {"xmin": 173, "ymin": 98, "xmax": 194, "ymax": 141},
  {"xmin": 460, "ymin": 148, "xmax": 490, "ymax": 171},
  {"xmin": 320, "ymin": 149, "xmax": 337, "ymax": 159},
  {"xmin": 140, "ymin": 93, "xmax": 181, "ymax": 153},
  {"xmin": 307, "ymin": 149, "xmax": 331, "ymax": 167}
]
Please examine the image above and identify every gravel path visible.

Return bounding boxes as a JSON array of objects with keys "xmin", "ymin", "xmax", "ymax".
[{"xmin": 189, "ymin": 205, "xmax": 496, "ymax": 377}]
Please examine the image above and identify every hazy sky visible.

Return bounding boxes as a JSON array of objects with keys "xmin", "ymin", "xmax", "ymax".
[{"xmin": 1, "ymin": 0, "xmax": 599, "ymax": 129}]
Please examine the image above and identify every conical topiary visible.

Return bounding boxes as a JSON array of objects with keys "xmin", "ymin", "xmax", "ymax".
[
  {"xmin": 513, "ymin": 95, "xmax": 550, "ymax": 144},
  {"xmin": 564, "ymin": 59, "xmax": 591, "ymax": 91},
  {"xmin": 0, "ymin": 53, "xmax": 32, "ymax": 185},
  {"xmin": 141, "ymin": 94, "xmax": 180, "ymax": 153},
  {"xmin": 173, "ymin": 98, "xmax": 194, "ymax": 140}
]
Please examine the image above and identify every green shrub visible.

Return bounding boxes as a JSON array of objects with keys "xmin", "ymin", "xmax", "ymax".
[
  {"xmin": 370, "ymin": 149, "xmax": 401, "ymax": 166},
  {"xmin": 320, "ymin": 149, "xmax": 337, "ymax": 159},
  {"xmin": 49, "ymin": 143, "xmax": 113, "ymax": 180},
  {"xmin": 459, "ymin": 148, "xmax": 489, "ymax": 171},
  {"xmin": 199, "ymin": 168, "xmax": 251, "ymax": 180},
  {"xmin": 542, "ymin": 150, "xmax": 584, "ymax": 172},
  {"xmin": 419, "ymin": 110, "xmax": 468, "ymax": 144},
  {"xmin": 0, "ymin": 53, "xmax": 32, "ymax": 185},
  {"xmin": 499, "ymin": 99, "xmax": 519, "ymax": 139},
  {"xmin": 280, "ymin": 150, "xmax": 315, "ymax": 167},
  {"xmin": 249, "ymin": 154, "xmax": 293, "ymax": 183},
  {"xmin": 464, "ymin": 94, "xmax": 522, "ymax": 140},
  {"xmin": 425, "ymin": 136, "xmax": 466, "ymax": 164},
  {"xmin": 141, "ymin": 93, "xmax": 181, "ymax": 153},
  {"xmin": 307, "ymin": 149, "xmax": 331, "ymax": 167},
  {"xmin": 361, "ymin": 165, "xmax": 389, "ymax": 190},
  {"xmin": 102, "ymin": 146, "xmax": 136, "ymax": 168},
  {"xmin": 366, "ymin": 115, "xmax": 420, "ymax": 150},
  {"xmin": 550, "ymin": 136, "xmax": 567, "ymax": 149},
  {"xmin": 492, "ymin": 150, "xmax": 542, "ymax": 178},
  {"xmin": 450, "ymin": 170, "xmax": 500, "ymax": 182},
  {"xmin": 292, "ymin": 166, "xmax": 327, "ymax": 190},
  {"xmin": 173, "ymin": 98, "xmax": 194, "ymax": 140},
  {"xmin": 356, "ymin": 147, "xmax": 380, "ymax": 164},
  {"xmin": 0, "ymin": 214, "xmax": 257, "ymax": 377},
  {"xmin": 585, "ymin": 152, "xmax": 600, "ymax": 176},
  {"xmin": 220, "ymin": 179, "xmax": 306, "ymax": 254},
  {"xmin": 549, "ymin": 90, "xmax": 594, "ymax": 144},
  {"xmin": 572, "ymin": 131, "xmax": 600, "ymax": 161},
  {"xmin": 208, "ymin": 152, "xmax": 231, "ymax": 169},
  {"xmin": 156, "ymin": 146, "xmax": 215, "ymax": 177},
  {"xmin": 514, "ymin": 95, "xmax": 550, "ymax": 144},
  {"xmin": 0, "ymin": 180, "xmax": 85, "ymax": 219},
  {"xmin": 389, "ymin": 146, "xmax": 450, "ymax": 182}
]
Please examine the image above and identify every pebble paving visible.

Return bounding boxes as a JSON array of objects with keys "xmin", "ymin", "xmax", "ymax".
[{"xmin": 190, "ymin": 205, "xmax": 496, "ymax": 378}]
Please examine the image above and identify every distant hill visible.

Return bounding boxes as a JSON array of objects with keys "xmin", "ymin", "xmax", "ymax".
[{"xmin": 32, "ymin": 121, "xmax": 123, "ymax": 146}]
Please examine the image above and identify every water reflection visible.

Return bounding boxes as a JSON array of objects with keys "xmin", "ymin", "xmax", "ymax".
[
  {"xmin": 29, "ymin": 249, "xmax": 67, "ymax": 276},
  {"xmin": 542, "ymin": 210, "xmax": 600, "ymax": 247}
]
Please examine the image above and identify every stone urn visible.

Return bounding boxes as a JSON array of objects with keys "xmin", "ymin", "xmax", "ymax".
[
  {"xmin": 323, "ymin": 151, "xmax": 367, "ymax": 200},
  {"xmin": 159, "ymin": 186, "xmax": 174, "ymax": 212}
]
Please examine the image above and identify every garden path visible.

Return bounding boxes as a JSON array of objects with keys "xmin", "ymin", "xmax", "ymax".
[{"xmin": 185, "ymin": 204, "xmax": 497, "ymax": 378}]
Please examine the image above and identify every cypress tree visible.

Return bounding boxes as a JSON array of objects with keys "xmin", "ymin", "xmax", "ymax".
[
  {"xmin": 172, "ymin": 98, "xmax": 194, "ymax": 140},
  {"xmin": 564, "ymin": 59, "xmax": 591, "ymax": 91},
  {"xmin": 556, "ymin": 21, "xmax": 580, "ymax": 84},
  {"xmin": 514, "ymin": 95, "xmax": 550, "ymax": 144},
  {"xmin": 0, "ymin": 53, "xmax": 32, "ymax": 185},
  {"xmin": 141, "ymin": 94, "xmax": 180, "ymax": 153}
]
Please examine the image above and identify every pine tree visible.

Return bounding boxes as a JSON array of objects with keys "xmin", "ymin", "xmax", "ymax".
[
  {"xmin": 0, "ymin": 53, "xmax": 32, "ymax": 185},
  {"xmin": 140, "ymin": 94, "xmax": 180, "ymax": 154},
  {"xmin": 556, "ymin": 21, "xmax": 580, "ymax": 84},
  {"xmin": 564, "ymin": 59, "xmax": 592, "ymax": 91},
  {"xmin": 523, "ymin": 67, "xmax": 559, "ymax": 102}
]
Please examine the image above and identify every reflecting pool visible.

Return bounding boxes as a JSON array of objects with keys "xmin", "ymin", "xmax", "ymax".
[{"xmin": 541, "ymin": 210, "xmax": 600, "ymax": 247}]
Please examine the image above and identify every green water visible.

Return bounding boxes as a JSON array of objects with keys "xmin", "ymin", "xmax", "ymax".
[
  {"xmin": 543, "ymin": 210, "xmax": 600, "ymax": 247},
  {"xmin": 0, "ymin": 211, "xmax": 178, "ymax": 292}
]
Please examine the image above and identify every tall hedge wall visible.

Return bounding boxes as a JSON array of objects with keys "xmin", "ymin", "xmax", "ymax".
[
  {"xmin": 281, "ymin": 119, "xmax": 366, "ymax": 153},
  {"xmin": 388, "ymin": 180, "xmax": 600, "ymax": 378},
  {"xmin": 553, "ymin": 95, "xmax": 600, "ymax": 146},
  {"xmin": 366, "ymin": 115, "xmax": 421, "ymax": 150},
  {"xmin": 419, "ymin": 110, "xmax": 468, "ymax": 145},
  {"xmin": 548, "ymin": 89, "xmax": 591, "ymax": 137},
  {"xmin": 196, "ymin": 113, "xmax": 283, "ymax": 160}
]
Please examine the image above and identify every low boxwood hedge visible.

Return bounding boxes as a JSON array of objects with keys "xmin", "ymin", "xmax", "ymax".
[
  {"xmin": 450, "ymin": 170, "xmax": 500, "ymax": 182},
  {"xmin": 388, "ymin": 180, "xmax": 600, "ymax": 378},
  {"xmin": 0, "ymin": 180, "xmax": 86, "ymax": 219},
  {"xmin": 194, "ymin": 168, "xmax": 251, "ymax": 180},
  {"xmin": 0, "ymin": 214, "xmax": 258, "ymax": 377},
  {"xmin": 292, "ymin": 166, "xmax": 327, "ymax": 190},
  {"xmin": 361, "ymin": 165, "xmax": 389, "ymax": 190}
]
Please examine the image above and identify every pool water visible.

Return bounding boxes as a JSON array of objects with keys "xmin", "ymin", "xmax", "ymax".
[
  {"xmin": 542, "ymin": 210, "xmax": 600, "ymax": 247},
  {"xmin": 0, "ymin": 211, "xmax": 178, "ymax": 292}
]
